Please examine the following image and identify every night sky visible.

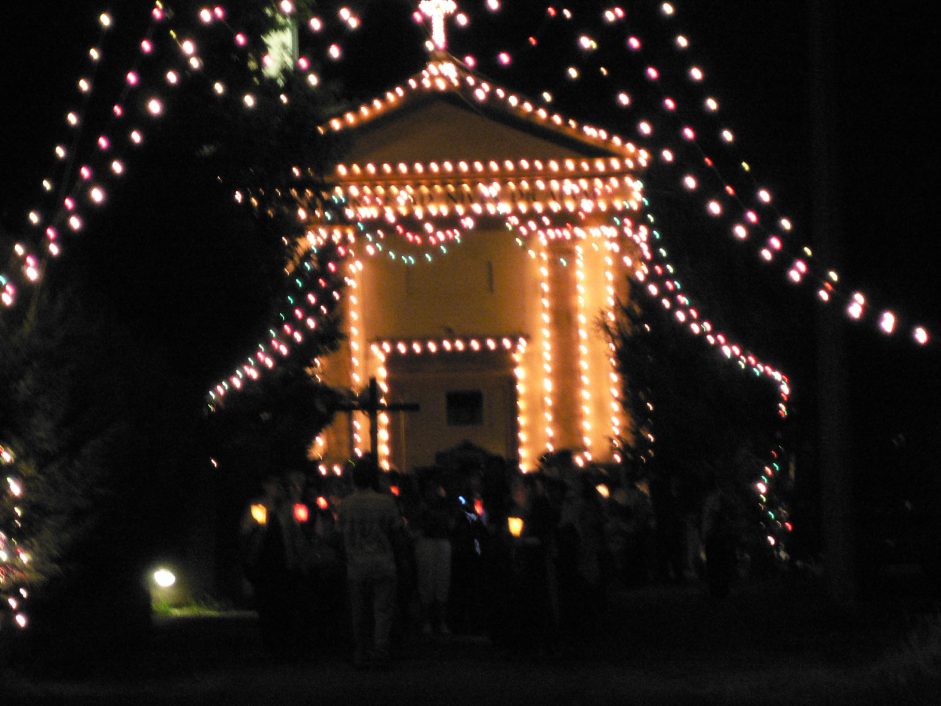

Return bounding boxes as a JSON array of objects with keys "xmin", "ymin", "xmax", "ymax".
[{"xmin": 2, "ymin": 2, "xmax": 939, "ymax": 492}]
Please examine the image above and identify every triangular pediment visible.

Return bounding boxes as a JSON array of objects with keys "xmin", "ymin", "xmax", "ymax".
[
  {"xmin": 345, "ymin": 93, "xmax": 611, "ymax": 164},
  {"xmin": 322, "ymin": 61, "xmax": 647, "ymax": 170}
]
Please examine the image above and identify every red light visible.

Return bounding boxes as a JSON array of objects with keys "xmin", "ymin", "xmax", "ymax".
[
  {"xmin": 474, "ymin": 498, "xmax": 484, "ymax": 516},
  {"xmin": 294, "ymin": 503, "xmax": 310, "ymax": 523},
  {"xmin": 390, "ymin": 485, "xmax": 400, "ymax": 497},
  {"xmin": 784, "ymin": 522, "xmax": 793, "ymax": 532}
]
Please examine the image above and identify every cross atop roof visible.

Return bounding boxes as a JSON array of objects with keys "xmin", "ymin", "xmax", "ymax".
[{"xmin": 419, "ymin": 0, "xmax": 458, "ymax": 52}]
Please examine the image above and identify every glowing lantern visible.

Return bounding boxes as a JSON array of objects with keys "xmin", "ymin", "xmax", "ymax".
[
  {"xmin": 596, "ymin": 484, "xmax": 610, "ymax": 499},
  {"xmin": 293, "ymin": 503, "xmax": 310, "ymax": 523},
  {"xmin": 316, "ymin": 496, "xmax": 329, "ymax": 511},
  {"xmin": 153, "ymin": 568, "xmax": 176, "ymax": 588},
  {"xmin": 250, "ymin": 504, "xmax": 268, "ymax": 525},
  {"xmin": 507, "ymin": 516, "xmax": 524, "ymax": 538}
]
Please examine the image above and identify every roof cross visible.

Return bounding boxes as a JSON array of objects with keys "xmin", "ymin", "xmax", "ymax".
[{"xmin": 419, "ymin": 0, "xmax": 458, "ymax": 52}]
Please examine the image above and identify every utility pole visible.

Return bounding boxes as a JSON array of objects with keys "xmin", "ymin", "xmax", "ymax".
[{"xmin": 809, "ymin": 0, "xmax": 855, "ymax": 604}]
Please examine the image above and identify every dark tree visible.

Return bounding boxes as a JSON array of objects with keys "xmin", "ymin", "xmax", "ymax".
[
  {"xmin": 0, "ymin": 283, "xmax": 201, "ymax": 669},
  {"xmin": 612, "ymin": 280, "xmax": 786, "ymax": 563},
  {"xmin": 1, "ymin": 1, "xmax": 346, "ymax": 666}
]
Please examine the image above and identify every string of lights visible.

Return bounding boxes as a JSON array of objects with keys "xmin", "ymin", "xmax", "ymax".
[
  {"xmin": 626, "ymin": 207, "xmax": 792, "ymax": 551},
  {"xmin": 0, "ymin": 444, "xmax": 30, "ymax": 631},
  {"xmin": 1, "ymin": 8, "xmax": 166, "ymax": 307},
  {"xmin": 470, "ymin": 1, "xmax": 933, "ymax": 346}
]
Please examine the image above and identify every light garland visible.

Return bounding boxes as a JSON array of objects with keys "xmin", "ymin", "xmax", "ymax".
[
  {"xmin": 347, "ymin": 257, "xmax": 366, "ymax": 456},
  {"xmin": 1, "ymin": 4, "xmax": 168, "ymax": 307},
  {"xmin": 539, "ymin": 246, "xmax": 555, "ymax": 453},
  {"xmin": 370, "ymin": 335, "xmax": 529, "ymax": 470},
  {"xmin": 0, "ymin": 443, "xmax": 29, "ymax": 631},
  {"xmin": 599, "ymin": 4, "xmax": 931, "ymax": 345},
  {"xmin": 625, "ymin": 207, "xmax": 793, "ymax": 550},
  {"xmin": 446, "ymin": 1, "xmax": 933, "ymax": 348},
  {"xmin": 513, "ymin": 340, "xmax": 530, "ymax": 471},
  {"xmin": 320, "ymin": 59, "xmax": 647, "ymax": 163},
  {"xmin": 3, "ymin": 0, "xmax": 361, "ymax": 312},
  {"xmin": 575, "ymin": 243, "xmax": 594, "ymax": 460},
  {"xmin": 603, "ymin": 239, "xmax": 625, "ymax": 461},
  {"xmin": 207, "ymin": 244, "xmax": 346, "ymax": 406}
]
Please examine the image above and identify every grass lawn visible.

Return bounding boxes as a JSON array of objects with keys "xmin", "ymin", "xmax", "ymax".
[{"xmin": 2, "ymin": 573, "xmax": 939, "ymax": 704}]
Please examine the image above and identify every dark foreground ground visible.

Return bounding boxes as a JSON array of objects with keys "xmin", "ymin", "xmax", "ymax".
[{"xmin": 2, "ymin": 573, "xmax": 940, "ymax": 705}]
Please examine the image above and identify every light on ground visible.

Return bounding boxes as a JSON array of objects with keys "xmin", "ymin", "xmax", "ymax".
[{"xmin": 153, "ymin": 568, "xmax": 176, "ymax": 588}]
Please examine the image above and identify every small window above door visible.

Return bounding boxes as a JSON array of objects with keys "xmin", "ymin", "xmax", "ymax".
[{"xmin": 446, "ymin": 390, "xmax": 483, "ymax": 426}]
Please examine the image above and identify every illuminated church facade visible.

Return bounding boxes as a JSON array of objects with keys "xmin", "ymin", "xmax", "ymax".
[{"xmin": 307, "ymin": 57, "xmax": 649, "ymax": 473}]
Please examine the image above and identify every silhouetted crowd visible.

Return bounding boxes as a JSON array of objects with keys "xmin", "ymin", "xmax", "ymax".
[{"xmin": 239, "ymin": 452, "xmax": 757, "ymax": 666}]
